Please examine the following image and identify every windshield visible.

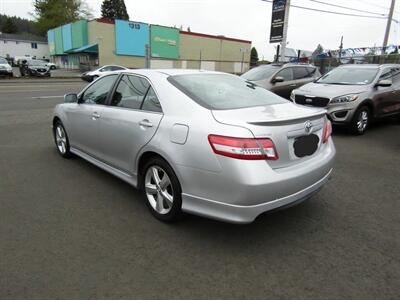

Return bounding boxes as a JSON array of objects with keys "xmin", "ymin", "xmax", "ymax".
[
  {"xmin": 28, "ymin": 60, "xmax": 47, "ymax": 66},
  {"xmin": 316, "ymin": 67, "xmax": 378, "ymax": 85},
  {"xmin": 168, "ymin": 74, "xmax": 287, "ymax": 110},
  {"xmin": 0, "ymin": 58, "xmax": 8, "ymax": 64},
  {"xmin": 241, "ymin": 65, "xmax": 280, "ymax": 81}
]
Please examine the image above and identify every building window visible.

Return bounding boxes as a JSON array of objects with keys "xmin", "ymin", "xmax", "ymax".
[{"xmin": 31, "ymin": 42, "xmax": 38, "ymax": 49}]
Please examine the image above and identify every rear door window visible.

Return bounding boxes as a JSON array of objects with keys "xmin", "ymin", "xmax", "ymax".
[
  {"xmin": 293, "ymin": 67, "xmax": 310, "ymax": 79},
  {"xmin": 110, "ymin": 74, "xmax": 150, "ymax": 109},
  {"xmin": 141, "ymin": 87, "xmax": 162, "ymax": 113},
  {"xmin": 275, "ymin": 68, "xmax": 293, "ymax": 81}
]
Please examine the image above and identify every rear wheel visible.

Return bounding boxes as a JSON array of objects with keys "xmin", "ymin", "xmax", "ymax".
[
  {"xmin": 53, "ymin": 121, "xmax": 72, "ymax": 158},
  {"xmin": 142, "ymin": 157, "xmax": 182, "ymax": 222},
  {"xmin": 350, "ymin": 106, "xmax": 370, "ymax": 135}
]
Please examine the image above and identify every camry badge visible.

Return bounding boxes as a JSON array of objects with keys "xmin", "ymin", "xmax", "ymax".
[{"xmin": 304, "ymin": 121, "xmax": 313, "ymax": 134}]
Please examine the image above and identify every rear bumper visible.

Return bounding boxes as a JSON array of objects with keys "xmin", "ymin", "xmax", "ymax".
[
  {"xmin": 179, "ymin": 139, "xmax": 336, "ymax": 223},
  {"xmin": 182, "ymin": 168, "xmax": 333, "ymax": 224}
]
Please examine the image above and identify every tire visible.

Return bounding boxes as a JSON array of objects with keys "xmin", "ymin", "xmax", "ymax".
[
  {"xmin": 53, "ymin": 121, "xmax": 72, "ymax": 158},
  {"xmin": 141, "ymin": 157, "xmax": 182, "ymax": 222},
  {"xmin": 92, "ymin": 75, "xmax": 98, "ymax": 82},
  {"xmin": 50, "ymin": 65, "xmax": 56, "ymax": 70},
  {"xmin": 350, "ymin": 106, "xmax": 370, "ymax": 135}
]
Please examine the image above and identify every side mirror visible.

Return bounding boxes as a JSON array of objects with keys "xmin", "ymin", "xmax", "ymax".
[
  {"xmin": 272, "ymin": 76, "xmax": 284, "ymax": 84},
  {"xmin": 375, "ymin": 79, "xmax": 392, "ymax": 87},
  {"xmin": 64, "ymin": 93, "xmax": 78, "ymax": 103}
]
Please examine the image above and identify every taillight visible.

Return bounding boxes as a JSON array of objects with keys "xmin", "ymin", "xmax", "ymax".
[
  {"xmin": 208, "ymin": 135, "xmax": 279, "ymax": 160},
  {"xmin": 322, "ymin": 119, "xmax": 332, "ymax": 144}
]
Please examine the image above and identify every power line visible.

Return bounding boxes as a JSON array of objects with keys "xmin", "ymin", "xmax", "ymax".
[
  {"xmin": 306, "ymin": 0, "xmax": 387, "ymax": 17},
  {"xmin": 261, "ymin": 0, "xmax": 389, "ymax": 20},
  {"xmin": 351, "ymin": 0, "xmax": 395, "ymax": 11}
]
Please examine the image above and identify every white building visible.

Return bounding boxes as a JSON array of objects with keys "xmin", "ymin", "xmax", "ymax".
[{"xmin": 0, "ymin": 33, "xmax": 49, "ymax": 62}]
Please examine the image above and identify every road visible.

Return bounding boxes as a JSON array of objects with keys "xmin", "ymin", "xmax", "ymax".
[{"xmin": 0, "ymin": 79, "xmax": 399, "ymax": 299}]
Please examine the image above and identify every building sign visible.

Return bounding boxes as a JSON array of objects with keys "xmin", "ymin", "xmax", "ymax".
[
  {"xmin": 150, "ymin": 25, "xmax": 179, "ymax": 59},
  {"xmin": 270, "ymin": 0, "xmax": 287, "ymax": 43},
  {"xmin": 115, "ymin": 20, "xmax": 149, "ymax": 56}
]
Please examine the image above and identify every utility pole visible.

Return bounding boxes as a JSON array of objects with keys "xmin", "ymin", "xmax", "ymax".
[
  {"xmin": 383, "ymin": 0, "xmax": 396, "ymax": 54},
  {"xmin": 280, "ymin": 0, "xmax": 291, "ymax": 62}
]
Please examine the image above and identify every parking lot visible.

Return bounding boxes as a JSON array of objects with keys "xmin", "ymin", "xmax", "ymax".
[{"xmin": 0, "ymin": 79, "xmax": 399, "ymax": 299}]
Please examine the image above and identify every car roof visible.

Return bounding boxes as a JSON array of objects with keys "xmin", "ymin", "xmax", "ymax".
[
  {"xmin": 104, "ymin": 69, "xmax": 225, "ymax": 77},
  {"xmin": 338, "ymin": 64, "xmax": 400, "ymax": 69}
]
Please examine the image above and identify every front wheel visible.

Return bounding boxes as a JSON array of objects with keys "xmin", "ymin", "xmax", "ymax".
[
  {"xmin": 53, "ymin": 121, "xmax": 72, "ymax": 158},
  {"xmin": 142, "ymin": 158, "xmax": 182, "ymax": 222},
  {"xmin": 350, "ymin": 106, "xmax": 370, "ymax": 135}
]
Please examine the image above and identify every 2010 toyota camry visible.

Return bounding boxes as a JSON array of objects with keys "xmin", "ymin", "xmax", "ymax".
[{"xmin": 52, "ymin": 69, "xmax": 335, "ymax": 224}]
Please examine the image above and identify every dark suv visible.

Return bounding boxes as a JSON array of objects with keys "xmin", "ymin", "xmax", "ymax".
[{"xmin": 241, "ymin": 63, "xmax": 321, "ymax": 99}]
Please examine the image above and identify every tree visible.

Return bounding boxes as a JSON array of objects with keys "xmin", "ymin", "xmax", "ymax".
[
  {"xmin": 250, "ymin": 47, "xmax": 259, "ymax": 67},
  {"xmin": 1, "ymin": 17, "xmax": 18, "ymax": 34},
  {"xmin": 32, "ymin": 0, "xmax": 92, "ymax": 35},
  {"xmin": 101, "ymin": 0, "xmax": 129, "ymax": 20},
  {"xmin": 313, "ymin": 44, "xmax": 324, "ymax": 57}
]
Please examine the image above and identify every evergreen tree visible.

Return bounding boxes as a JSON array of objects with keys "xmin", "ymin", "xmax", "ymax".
[
  {"xmin": 1, "ymin": 17, "xmax": 18, "ymax": 33},
  {"xmin": 250, "ymin": 47, "xmax": 259, "ymax": 67},
  {"xmin": 101, "ymin": 0, "xmax": 129, "ymax": 20},
  {"xmin": 33, "ymin": 0, "xmax": 92, "ymax": 35}
]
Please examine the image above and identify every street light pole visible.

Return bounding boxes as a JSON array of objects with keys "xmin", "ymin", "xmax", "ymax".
[
  {"xmin": 383, "ymin": 0, "xmax": 396, "ymax": 54},
  {"xmin": 280, "ymin": 0, "xmax": 291, "ymax": 62}
]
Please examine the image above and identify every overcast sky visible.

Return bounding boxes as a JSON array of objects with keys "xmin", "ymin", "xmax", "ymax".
[{"xmin": 1, "ymin": 0, "xmax": 399, "ymax": 60}]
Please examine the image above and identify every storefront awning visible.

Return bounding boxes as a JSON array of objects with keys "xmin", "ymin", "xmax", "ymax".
[{"xmin": 68, "ymin": 44, "xmax": 98, "ymax": 54}]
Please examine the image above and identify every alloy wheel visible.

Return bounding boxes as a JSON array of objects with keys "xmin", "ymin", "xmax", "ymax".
[
  {"xmin": 357, "ymin": 110, "xmax": 368, "ymax": 132},
  {"xmin": 144, "ymin": 166, "xmax": 174, "ymax": 215},
  {"xmin": 55, "ymin": 125, "xmax": 67, "ymax": 154}
]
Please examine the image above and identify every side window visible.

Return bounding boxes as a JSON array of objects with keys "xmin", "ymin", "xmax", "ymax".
[
  {"xmin": 111, "ymin": 66, "xmax": 125, "ymax": 71},
  {"xmin": 391, "ymin": 68, "xmax": 400, "ymax": 83},
  {"xmin": 276, "ymin": 68, "xmax": 293, "ymax": 81},
  {"xmin": 307, "ymin": 67, "xmax": 317, "ymax": 76},
  {"xmin": 81, "ymin": 75, "xmax": 118, "ymax": 105},
  {"xmin": 111, "ymin": 75, "xmax": 150, "ymax": 109},
  {"xmin": 379, "ymin": 68, "xmax": 393, "ymax": 80},
  {"xmin": 142, "ymin": 87, "xmax": 162, "ymax": 113},
  {"xmin": 101, "ymin": 66, "xmax": 112, "ymax": 72},
  {"xmin": 293, "ymin": 67, "xmax": 310, "ymax": 79}
]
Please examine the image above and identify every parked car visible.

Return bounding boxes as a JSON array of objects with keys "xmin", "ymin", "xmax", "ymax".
[
  {"xmin": 291, "ymin": 64, "xmax": 400, "ymax": 134},
  {"xmin": 25, "ymin": 60, "xmax": 51, "ymax": 77},
  {"xmin": 0, "ymin": 57, "xmax": 13, "ymax": 77},
  {"xmin": 81, "ymin": 65, "xmax": 128, "ymax": 82},
  {"xmin": 46, "ymin": 62, "xmax": 57, "ymax": 70},
  {"xmin": 53, "ymin": 69, "xmax": 335, "ymax": 224},
  {"xmin": 241, "ymin": 63, "xmax": 321, "ymax": 99}
]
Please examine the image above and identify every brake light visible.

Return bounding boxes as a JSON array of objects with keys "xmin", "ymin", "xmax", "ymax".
[
  {"xmin": 208, "ymin": 135, "xmax": 279, "ymax": 160},
  {"xmin": 322, "ymin": 119, "xmax": 332, "ymax": 144}
]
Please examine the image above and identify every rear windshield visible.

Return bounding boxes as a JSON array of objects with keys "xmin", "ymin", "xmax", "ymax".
[
  {"xmin": 0, "ymin": 58, "xmax": 8, "ymax": 64},
  {"xmin": 316, "ymin": 67, "xmax": 378, "ymax": 85},
  {"xmin": 168, "ymin": 74, "xmax": 287, "ymax": 110},
  {"xmin": 241, "ymin": 65, "xmax": 280, "ymax": 81}
]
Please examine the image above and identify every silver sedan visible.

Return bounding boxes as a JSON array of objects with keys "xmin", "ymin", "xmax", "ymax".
[{"xmin": 52, "ymin": 69, "xmax": 335, "ymax": 223}]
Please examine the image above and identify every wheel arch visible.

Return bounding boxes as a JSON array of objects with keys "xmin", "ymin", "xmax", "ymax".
[
  {"xmin": 136, "ymin": 150, "xmax": 181, "ymax": 190},
  {"xmin": 359, "ymin": 99, "xmax": 375, "ymax": 118}
]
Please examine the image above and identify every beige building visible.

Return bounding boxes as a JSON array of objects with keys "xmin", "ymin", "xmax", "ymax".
[{"xmin": 50, "ymin": 19, "xmax": 251, "ymax": 73}]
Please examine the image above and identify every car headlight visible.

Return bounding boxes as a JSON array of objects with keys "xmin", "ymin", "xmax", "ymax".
[
  {"xmin": 290, "ymin": 90, "xmax": 296, "ymax": 101},
  {"xmin": 330, "ymin": 94, "xmax": 358, "ymax": 104}
]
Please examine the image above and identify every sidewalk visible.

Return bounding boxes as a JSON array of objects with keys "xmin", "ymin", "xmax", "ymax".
[{"xmin": 0, "ymin": 67, "xmax": 83, "ymax": 83}]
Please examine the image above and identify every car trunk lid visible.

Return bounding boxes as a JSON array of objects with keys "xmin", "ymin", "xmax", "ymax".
[{"xmin": 211, "ymin": 103, "xmax": 327, "ymax": 169}]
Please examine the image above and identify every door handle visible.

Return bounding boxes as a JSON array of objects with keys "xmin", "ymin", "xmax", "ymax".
[
  {"xmin": 92, "ymin": 112, "xmax": 101, "ymax": 120},
  {"xmin": 139, "ymin": 119, "xmax": 153, "ymax": 128}
]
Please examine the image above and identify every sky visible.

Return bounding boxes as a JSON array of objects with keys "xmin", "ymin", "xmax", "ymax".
[{"xmin": 0, "ymin": 0, "xmax": 399, "ymax": 60}]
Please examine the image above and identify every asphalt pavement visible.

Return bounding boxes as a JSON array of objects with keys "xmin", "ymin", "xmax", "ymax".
[{"xmin": 0, "ymin": 79, "xmax": 399, "ymax": 299}]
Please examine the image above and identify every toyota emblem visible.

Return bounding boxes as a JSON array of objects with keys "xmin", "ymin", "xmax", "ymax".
[{"xmin": 304, "ymin": 121, "xmax": 313, "ymax": 134}]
